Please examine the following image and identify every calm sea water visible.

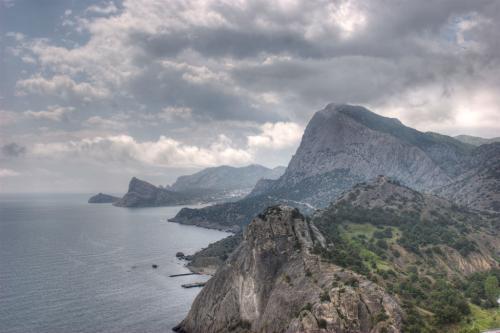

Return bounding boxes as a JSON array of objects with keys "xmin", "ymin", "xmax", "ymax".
[{"xmin": 0, "ymin": 194, "xmax": 230, "ymax": 333}]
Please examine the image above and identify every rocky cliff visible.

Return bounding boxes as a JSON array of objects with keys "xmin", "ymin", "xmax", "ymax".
[
  {"xmin": 88, "ymin": 193, "xmax": 119, "ymax": 203},
  {"xmin": 175, "ymin": 205, "xmax": 404, "ymax": 333},
  {"xmin": 114, "ymin": 177, "xmax": 193, "ymax": 207}
]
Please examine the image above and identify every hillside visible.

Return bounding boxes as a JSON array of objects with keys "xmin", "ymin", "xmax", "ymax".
[{"xmin": 176, "ymin": 177, "xmax": 500, "ymax": 333}]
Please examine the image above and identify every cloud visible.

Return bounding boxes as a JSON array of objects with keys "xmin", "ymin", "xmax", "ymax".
[
  {"xmin": 29, "ymin": 119, "xmax": 303, "ymax": 168},
  {"xmin": 0, "ymin": 110, "xmax": 20, "ymax": 126},
  {"xmin": 2, "ymin": 143, "xmax": 26, "ymax": 158},
  {"xmin": 0, "ymin": 168, "xmax": 20, "ymax": 177},
  {"xmin": 85, "ymin": 2, "xmax": 119, "ymax": 15},
  {"xmin": 9, "ymin": 0, "xmax": 499, "ymax": 129},
  {"xmin": 24, "ymin": 105, "xmax": 75, "ymax": 121},
  {"xmin": 3, "ymin": 0, "xmax": 500, "ymax": 192},
  {"xmin": 158, "ymin": 106, "xmax": 192, "ymax": 121},
  {"xmin": 16, "ymin": 75, "xmax": 109, "ymax": 101},
  {"xmin": 84, "ymin": 114, "xmax": 129, "ymax": 130},
  {"xmin": 248, "ymin": 122, "xmax": 303, "ymax": 149},
  {"xmin": 32, "ymin": 134, "xmax": 253, "ymax": 168}
]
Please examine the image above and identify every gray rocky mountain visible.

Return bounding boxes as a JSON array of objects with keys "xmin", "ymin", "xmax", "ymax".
[
  {"xmin": 114, "ymin": 177, "xmax": 194, "ymax": 207},
  {"xmin": 171, "ymin": 104, "xmax": 500, "ymax": 230},
  {"xmin": 88, "ymin": 193, "xmax": 120, "ymax": 203}
]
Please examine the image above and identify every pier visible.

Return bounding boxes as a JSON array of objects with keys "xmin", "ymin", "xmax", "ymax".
[
  {"xmin": 169, "ymin": 272, "xmax": 199, "ymax": 277},
  {"xmin": 181, "ymin": 282, "xmax": 206, "ymax": 288}
]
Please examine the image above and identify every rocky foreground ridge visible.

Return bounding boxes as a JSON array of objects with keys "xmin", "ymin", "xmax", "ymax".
[
  {"xmin": 172, "ymin": 104, "xmax": 500, "ymax": 230},
  {"xmin": 176, "ymin": 177, "xmax": 499, "ymax": 332},
  {"xmin": 175, "ymin": 205, "xmax": 404, "ymax": 333}
]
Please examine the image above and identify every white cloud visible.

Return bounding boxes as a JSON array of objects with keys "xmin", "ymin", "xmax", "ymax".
[
  {"xmin": 16, "ymin": 75, "xmax": 109, "ymax": 101},
  {"xmin": 0, "ymin": 110, "xmax": 21, "ymax": 126},
  {"xmin": 84, "ymin": 115, "xmax": 129, "ymax": 130},
  {"xmin": 0, "ymin": 168, "xmax": 20, "ymax": 177},
  {"xmin": 158, "ymin": 106, "xmax": 192, "ymax": 121},
  {"xmin": 85, "ymin": 2, "xmax": 119, "ymax": 15},
  {"xmin": 248, "ymin": 122, "xmax": 303, "ymax": 149},
  {"xmin": 24, "ymin": 105, "xmax": 75, "ymax": 121},
  {"xmin": 32, "ymin": 134, "xmax": 253, "ymax": 168}
]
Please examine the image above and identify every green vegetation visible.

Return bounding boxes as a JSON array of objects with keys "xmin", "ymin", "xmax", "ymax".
[
  {"xmin": 310, "ymin": 195, "xmax": 498, "ymax": 333},
  {"xmin": 458, "ymin": 304, "xmax": 500, "ymax": 332},
  {"xmin": 464, "ymin": 270, "xmax": 500, "ymax": 308},
  {"xmin": 430, "ymin": 281, "xmax": 470, "ymax": 325}
]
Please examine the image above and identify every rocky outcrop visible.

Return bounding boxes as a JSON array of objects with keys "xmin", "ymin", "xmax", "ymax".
[
  {"xmin": 174, "ymin": 206, "xmax": 404, "ymax": 333},
  {"xmin": 88, "ymin": 193, "xmax": 120, "ymax": 203},
  {"xmin": 114, "ymin": 177, "xmax": 193, "ymax": 207}
]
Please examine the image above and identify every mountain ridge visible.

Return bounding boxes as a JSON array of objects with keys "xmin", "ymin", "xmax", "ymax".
[{"xmin": 171, "ymin": 103, "xmax": 499, "ymax": 230}]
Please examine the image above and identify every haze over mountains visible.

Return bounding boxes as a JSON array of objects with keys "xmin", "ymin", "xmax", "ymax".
[
  {"xmin": 171, "ymin": 104, "xmax": 500, "ymax": 231},
  {"xmin": 168, "ymin": 165, "xmax": 285, "ymax": 193},
  {"xmin": 110, "ymin": 164, "xmax": 285, "ymax": 207},
  {"xmin": 455, "ymin": 135, "xmax": 500, "ymax": 146}
]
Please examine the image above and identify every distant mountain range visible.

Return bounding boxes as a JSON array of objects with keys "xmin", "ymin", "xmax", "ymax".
[
  {"xmin": 171, "ymin": 104, "xmax": 500, "ymax": 231},
  {"xmin": 168, "ymin": 164, "xmax": 285, "ymax": 192},
  {"xmin": 107, "ymin": 164, "xmax": 286, "ymax": 208},
  {"xmin": 454, "ymin": 134, "xmax": 500, "ymax": 146}
]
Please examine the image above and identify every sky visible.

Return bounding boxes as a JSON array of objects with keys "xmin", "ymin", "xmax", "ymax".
[{"xmin": 1, "ymin": 0, "xmax": 500, "ymax": 193}]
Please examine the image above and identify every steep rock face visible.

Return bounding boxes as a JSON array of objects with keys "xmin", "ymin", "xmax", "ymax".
[
  {"xmin": 435, "ymin": 143, "xmax": 500, "ymax": 212},
  {"xmin": 279, "ymin": 105, "xmax": 452, "ymax": 191},
  {"xmin": 175, "ymin": 206, "xmax": 403, "ymax": 333},
  {"xmin": 114, "ymin": 177, "xmax": 191, "ymax": 207},
  {"xmin": 88, "ymin": 193, "xmax": 119, "ymax": 203},
  {"xmin": 169, "ymin": 165, "xmax": 285, "ymax": 192}
]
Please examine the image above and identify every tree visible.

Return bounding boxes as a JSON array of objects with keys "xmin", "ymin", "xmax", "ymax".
[{"xmin": 484, "ymin": 275, "xmax": 499, "ymax": 307}]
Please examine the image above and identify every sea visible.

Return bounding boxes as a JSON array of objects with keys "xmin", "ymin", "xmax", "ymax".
[{"xmin": 0, "ymin": 193, "xmax": 230, "ymax": 333}]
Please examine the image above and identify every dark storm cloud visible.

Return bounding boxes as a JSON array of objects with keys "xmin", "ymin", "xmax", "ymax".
[
  {"xmin": 117, "ymin": 0, "xmax": 500, "ymax": 125},
  {"xmin": 133, "ymin": 28, "xmax": 320, "ymax": 59}
]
